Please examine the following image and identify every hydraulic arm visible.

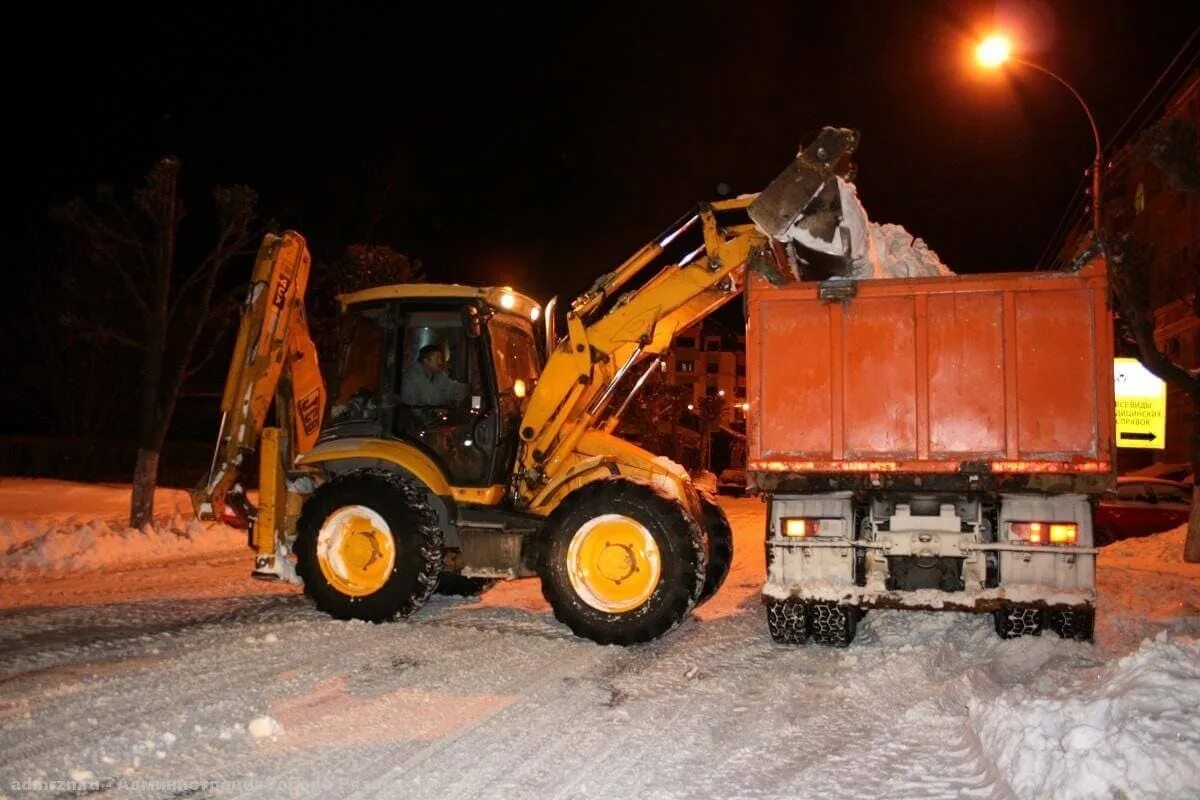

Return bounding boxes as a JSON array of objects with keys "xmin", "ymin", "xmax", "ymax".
[
  {"xmin": 191, "ymin": 231, "xmax": 325, "ymax": 539},
  {"xmin": 515, "ymin": 127, "xmax": 860, "ymax": 506}
]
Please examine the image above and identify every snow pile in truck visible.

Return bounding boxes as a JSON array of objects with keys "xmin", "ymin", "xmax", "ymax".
[{"xmin": 775, "ymin": 178, "xmax": 954, "ymax": 280}]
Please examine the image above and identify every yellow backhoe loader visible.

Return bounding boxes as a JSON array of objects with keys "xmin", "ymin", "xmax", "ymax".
[{"xmin": 192, "ymin": 128, "xmax": 858, "ymax": 645}]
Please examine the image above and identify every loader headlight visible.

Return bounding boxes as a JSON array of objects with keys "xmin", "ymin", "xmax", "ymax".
[{"xmin": 1009, "ymin": 521, "xmax": 1077, "ymax": 545}]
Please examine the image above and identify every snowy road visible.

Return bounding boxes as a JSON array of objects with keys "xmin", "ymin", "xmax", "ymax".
[{"xmin": 2, "ymin": 488, "xmax": 1199, "ymax": 800}]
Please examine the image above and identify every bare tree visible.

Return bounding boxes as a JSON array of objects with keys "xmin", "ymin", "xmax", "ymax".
[
  {"xmin": 694, "ymin": 392, "xmax": 727, "ymax": 474},
  {"xmin": 1107, "ymin": 118, "xmax": 1200, "ymax": 562},
  {"xmin": 55, "ymin": 158, "xmax": 259, "ymax": 528}
]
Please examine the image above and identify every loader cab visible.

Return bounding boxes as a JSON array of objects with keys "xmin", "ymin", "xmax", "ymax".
[{"xmin": 324, "ymin": 285, "xmax": 542, "ymax": 496}]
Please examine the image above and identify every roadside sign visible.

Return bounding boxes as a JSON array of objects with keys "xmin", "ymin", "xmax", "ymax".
[{"xmin": 1113, "ymin": 358, "xmax": 1166, "ymax": 450}]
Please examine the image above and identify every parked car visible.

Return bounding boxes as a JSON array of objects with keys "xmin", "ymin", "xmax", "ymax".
[
  {"xmin": 716, "ymin": 468, "xmax": 748, "ymax": 496},
  {"xmin": 1093, "ymin": 477, "xmax": 1192, "ymax": 545},
  {"xmin": 1125, "ymin": 462, "xmax": 1193, "ymax": 485}
]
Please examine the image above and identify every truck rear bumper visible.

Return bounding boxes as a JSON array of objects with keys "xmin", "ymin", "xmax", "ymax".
[
  {"xmin": 765, "ymin": 536, "xmax": 1096, "ymax": 612},
  {"xmin": 761, "ymin": 581, "xmax": 1094, "ymax": 612}
]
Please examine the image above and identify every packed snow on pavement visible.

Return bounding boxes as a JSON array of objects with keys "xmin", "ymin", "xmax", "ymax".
[{"xmin": 2, "ymin": 478, "xmax": 1199, "ymax": 800}]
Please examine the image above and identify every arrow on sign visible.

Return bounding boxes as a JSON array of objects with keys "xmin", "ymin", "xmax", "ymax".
[{"xmin": 1119, "ymin": 431, "xmax": 1158, "ymax": 442}]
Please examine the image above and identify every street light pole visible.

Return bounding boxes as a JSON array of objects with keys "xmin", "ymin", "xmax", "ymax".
[
  {"xmin": 976, "ymin": 35, "xmax": 1104, "ymax": 232},
  {"xmin": 1011, "ymin": 58, "xmax": 1104, "ymax": 232}
]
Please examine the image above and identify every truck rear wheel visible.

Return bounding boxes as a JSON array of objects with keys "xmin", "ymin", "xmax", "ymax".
[
  {"xmin": 1046, "ymin": 607, "xmax": 1095, "ymax": 642},
  {"xmin": 295, "ymin": 471, "xmax": 444, "ymax": 622},
  {"xmin": 696, "ymin": 492, "xmax": 733, "ymax": 606},
  {"xmin": 539, "ymin": 480, "xmax": 706, "ymax": 645},
  {"xmin": 992, "ymin": 605, "xmax": 1043, "ymax": 639},
  {"xmin": 766, "ymin": 599, "xmax": 808, "ymax": 644},
  {"xmin": 807, "ymin": 601, "xmax": 859, "ymax": 647}
]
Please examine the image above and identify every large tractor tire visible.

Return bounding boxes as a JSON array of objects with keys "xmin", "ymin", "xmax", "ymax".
[
  {"xmin": 295, "ymin": 470, "xmax": 444, "ymax": 622},
  {"xmin": 695, "ymin": 491, "xmax": 733, "ymax": 607},
  {"xmin": 539, "ymin": 480, "xmax": 707, "ymax": 645}
]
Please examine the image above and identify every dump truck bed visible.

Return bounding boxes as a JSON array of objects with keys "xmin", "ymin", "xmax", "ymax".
[{"xmin": 746, "ymin": 261, "xmax": 1114, "ymax": 494}]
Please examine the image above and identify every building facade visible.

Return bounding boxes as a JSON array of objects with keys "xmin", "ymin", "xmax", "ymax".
[
  {"xmin": 665, "ymin": 320, "xmax": 747, "ymax": 425},
  {"xmin": 1103, "ymin": 69, "xmax": 1199, "ymax": 466}
]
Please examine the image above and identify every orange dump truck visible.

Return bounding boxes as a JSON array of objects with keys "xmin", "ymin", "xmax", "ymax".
[{"xmin": 747, "ymin": 260, "xmax": 1113, "ymax": 646}]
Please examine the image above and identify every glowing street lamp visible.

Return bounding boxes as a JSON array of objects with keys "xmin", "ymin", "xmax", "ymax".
[
  {"xmin": 976, "ymin": 33, "xmax": 1104, "ymax": 232},
  {"xmin": 975, "ymin": 34, "xmax": 1011, "ymax": 69}
]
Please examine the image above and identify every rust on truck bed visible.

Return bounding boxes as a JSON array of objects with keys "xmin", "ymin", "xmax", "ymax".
[{"xmin": 746, "ymin": 260, "xmax": 1115, "ymax": 495}]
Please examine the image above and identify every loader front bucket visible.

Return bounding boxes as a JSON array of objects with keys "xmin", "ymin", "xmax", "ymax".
[{"xmin": 747, "ymin": 127, "xmax": 859, "ymax": 241}]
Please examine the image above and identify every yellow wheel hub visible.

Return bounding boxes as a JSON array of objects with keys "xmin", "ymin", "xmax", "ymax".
[
  {"xmin": 316, "ymin": 505, "xmax": 396, "ymax": 597},
  {"xmin": 566, "ymin": 514, "xmax": 661, "ymax": 613}
]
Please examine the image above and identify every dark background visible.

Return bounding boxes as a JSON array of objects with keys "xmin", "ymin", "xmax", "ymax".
[{"xmin": 1, "ymin": 0, "xmax": 1197, "ymax": 444}]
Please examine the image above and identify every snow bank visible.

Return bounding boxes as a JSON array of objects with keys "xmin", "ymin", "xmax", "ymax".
[
  {"xmin": 0, "ymin": 515, "xmax": 243, "ymax": 577},
  {"xmin": 1101, "ymin": 523, "xmax": 1192, "ymax": 567},
  {"xmin": 970, "ymin": 632, "xmax": 1200, "ymax": 799},
  {"xmin": 0, "ymin": 480, "xmax": 243, "ymax": 579}
]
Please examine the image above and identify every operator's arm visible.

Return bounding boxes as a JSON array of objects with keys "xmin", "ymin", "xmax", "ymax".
[{"xmin": 444, "ymin": 373, "xmax": 470, "ymax": 405}]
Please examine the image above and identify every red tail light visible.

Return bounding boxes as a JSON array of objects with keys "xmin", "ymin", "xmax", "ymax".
[
  {"xmin": 782, "ymin": 518, "xmax": 820, "ymax": 538},
  {"xmin": 1010, "ymin": 522, "xmax": 1077, "ymax": 545}
]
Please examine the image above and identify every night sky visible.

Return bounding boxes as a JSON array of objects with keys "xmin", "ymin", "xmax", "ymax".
[
  {"xmin": 2, "ymin": 2, "xmax": 1197, "ymax": 340},
  {"xmin": 4, "ymin": 1, "xmax": 1199, "ymax": 298}
]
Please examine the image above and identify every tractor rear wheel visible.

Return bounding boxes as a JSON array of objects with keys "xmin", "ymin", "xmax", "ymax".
[
  {"xmin": 539, "ymin": 480, "xmax": 706, "ymax": 645},
  {"xmin": 295, "ymin": 471, "xmax": 443, "ymax": 622}
]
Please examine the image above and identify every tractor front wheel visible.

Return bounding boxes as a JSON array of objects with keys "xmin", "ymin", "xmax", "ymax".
[
  {"xmin": 695, "ymin": 491, "xmax": 733, "ymax": 606},
  {"xmin": 539, "ymin": 480, "xmax": 706, "ymax": 645}
]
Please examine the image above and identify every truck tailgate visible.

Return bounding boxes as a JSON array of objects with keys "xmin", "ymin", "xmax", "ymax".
[{"xmin": 746, "ymin": 263, "xmax": 1114, "ymax": 485}]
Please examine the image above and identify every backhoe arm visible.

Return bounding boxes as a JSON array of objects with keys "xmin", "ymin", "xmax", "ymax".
[{"xmin": 191, "ymin": 231, "xmax": 325, "ymax": 523}]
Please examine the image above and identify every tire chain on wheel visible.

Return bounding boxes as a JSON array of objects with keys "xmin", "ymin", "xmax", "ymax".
[
  {"xmin": 807, "ymin": 601, "xmax": 858, "ymax": 647},
  {"xmin": 538, "ymin": 479, "xmax": 707, "ymax": 645},
  {"xmin": 296, "ymin": 469, "xmax": 444, "ymax": 621},
  {"xmin": 993, "ymin": 606, "xmax": 1042, "ymax": 639},
  {"xmin": 766, "ymin": 599, "xmax": 808, "ymax": 644},
  {"xmin": 1046, "ymin": 608, "xmax": 1095, "ymax": 641}
]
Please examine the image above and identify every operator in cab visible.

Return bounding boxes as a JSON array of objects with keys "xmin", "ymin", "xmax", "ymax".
[{"xmin": 400, "ymin": 344, "xmax": 469, "ymax": 407}]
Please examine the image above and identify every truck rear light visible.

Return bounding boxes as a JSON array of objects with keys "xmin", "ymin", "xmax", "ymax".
[
  {"xmin": 1049, "ymin": 524, "xmax": 1078, "ymax": 544},
  {"xmin": 1009, "ymin": 522, "xmax": 1077, "ymax": 545},
  {"xmin": 782, "ymin": 518, "xmax": 819, "ymax": 538}
]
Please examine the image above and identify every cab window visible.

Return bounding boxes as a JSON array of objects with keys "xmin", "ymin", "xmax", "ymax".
[
  {"xmin": 328, "ymin": 305, "xmax": 386, "ymax": 423},
  {"xmin": 397, "ymin": 309, "xmax": 482, "ymax": 406},
  {"xmin": 489, "ymin": 317, "xmax": 540, "ymax": 396}
]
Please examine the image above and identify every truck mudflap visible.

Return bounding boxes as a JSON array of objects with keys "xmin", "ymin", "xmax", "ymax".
[{"xmin": 764, "ymin": 538, "xmax": 1097, "ymax": 612}]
